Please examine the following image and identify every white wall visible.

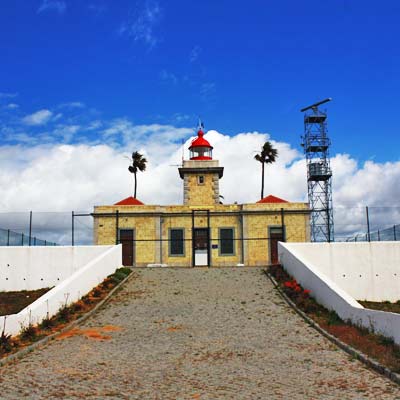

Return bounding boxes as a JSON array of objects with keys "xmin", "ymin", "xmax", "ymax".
[
  {"xmin": 0, "ymin": 246, "xmax": 112, "ymax": 291},
  {"xmin": 279, "ymin": 242, "xmax": 400, "ymax": 302},
  {"xmin": 0, "ymin": 245, "xmax": 122, "ymax": 336},
  {"xmin": 278, "ymin": 242, "xmax": 400, "ymax": 345}
]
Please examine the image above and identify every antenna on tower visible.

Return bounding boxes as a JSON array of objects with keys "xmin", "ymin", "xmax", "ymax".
[{"xmin": 300, "ymin": 98, "xmax": 334, "ymax": 242}]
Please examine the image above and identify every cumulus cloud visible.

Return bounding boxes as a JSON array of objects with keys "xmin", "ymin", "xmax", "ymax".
[
  {"xmin": 22, "ymin": 109, "xmax": 53, "ymax": 126},
  {"xmin": 0, "ymin": 121, "xmax": 399, "ymax": 243}
]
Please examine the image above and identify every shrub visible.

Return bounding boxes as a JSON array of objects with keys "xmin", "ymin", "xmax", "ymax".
[
  {"xmin": 39, "ymin": 317, "xmax": 54, "ymax": 330},
  {"xmin": 56, "ymin": 305, "xmax": 73, "ymax": 323},
  {"xmin": 20, "ymin": 323, "xmax": 38, "ymax": 341},
  {"xmin": 91, "ymin": 287, "xmax": 103, "ymax": 298},
  {"xmin": 0, "ymin": 331, "xmax": 13, "ymax": 353}
]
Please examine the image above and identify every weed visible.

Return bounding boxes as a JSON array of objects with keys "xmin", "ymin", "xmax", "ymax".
[
  {"xmin": 56, "ymin": 305, "xmax": 73, "ymax": 323},
  {"xmin": 20, "ymin": 323, "xmax": 38, "ymax": 341},
  {"xmin": 327, "ymin": 310, "xmax": 343, "ymax": 326},
  {"xmin": 39, "ymin": 317, "xmax": 54, "ymax": 330},
  {"xmin": 377, "ymin": 334, "xmax": 395, "ymax": 346},
  {"xmin": 0, "ymin": 331, "xmax": 13, "ymax": 353},
  {"xmin": 91, "ymin": 287, "xmax": 103, "ymax": 298}
]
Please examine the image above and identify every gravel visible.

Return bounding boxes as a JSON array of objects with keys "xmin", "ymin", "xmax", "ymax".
[{"xmin": 1, "ymin": 267, "xmax": 400, "ymax": 399}]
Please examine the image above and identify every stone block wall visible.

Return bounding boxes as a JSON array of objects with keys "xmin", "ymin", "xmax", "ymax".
[{"xmin": 93, "ymin": 202, "xmax": 310, "ymax": 267}]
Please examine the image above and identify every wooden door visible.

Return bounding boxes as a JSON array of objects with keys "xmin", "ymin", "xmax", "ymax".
[
  {"xmin": 269, "ymin": 227, "xmax": 284, "ymax": 265},
  {"xmin": 120, "ymin": 229, "xmax": 134, "ymax": 266}
]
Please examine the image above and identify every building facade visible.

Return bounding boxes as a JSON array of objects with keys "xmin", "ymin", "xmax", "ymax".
[{"xmin": 94, "ymin": 127, "xmax": 310, "ymax": 267}]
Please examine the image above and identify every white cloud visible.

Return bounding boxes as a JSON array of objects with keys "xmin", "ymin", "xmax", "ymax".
[
  {"xmin": 37, "ymin": 0, "xmax": 66, "ymax": 14},
  {"xmin": 5, "ymin": 103, "xmax": 19, "ymax": 110},
  {"xmin": 159, "ymin": 70, "xmax": 178, "ymax": 85},
  {"xmin": 0, "ymin": 92, "xmax": 18, "ymax": 99},
  {"xmin": 119, "ymin": 1, "xmax": 162, "ymax": 48},
  {"xmin": 22, "ymin": 109, "xmax": 53, "ymax": 126},
  {"xmin": 190, "ymin": 45, "xmax": 202, "ymax": 63},
  {"xmin": 200, "ymin": 82, "xmax": 216, "ymax": 100},
  {"xmin": 0, "ymin": 124, "xmax": 399, "ymax": 243},
  {"xmin": 59, "ymin": 101, "xmax": 85, "ymax": 109}
]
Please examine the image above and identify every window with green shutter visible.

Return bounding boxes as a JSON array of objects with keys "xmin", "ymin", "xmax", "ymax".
[
  {"xmin": 219, "ymin": 228, "xmax": 234, "ymax": 255},
  {"xmin": 169, "ymin": 228, "xmax": 185, "ymax": 256}
]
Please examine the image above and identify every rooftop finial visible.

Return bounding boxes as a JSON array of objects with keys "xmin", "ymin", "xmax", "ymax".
[{"xmin": 198, "ymin": 117, "xmax": 204, "ymax": 131}]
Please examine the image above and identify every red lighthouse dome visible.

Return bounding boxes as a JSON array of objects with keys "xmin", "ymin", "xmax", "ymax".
[{"xmin": 189, "ymin": 128, "xmax": 213, "ymax": 160}]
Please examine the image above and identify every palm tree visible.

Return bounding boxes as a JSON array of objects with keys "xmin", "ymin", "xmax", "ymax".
[
  {"xmin": 128, "ymin": 151, "xmax": 147, "ymax": 198},
  {"xmin": 254, "ymin": 141, "xmax": 278, "ymax": 200}
]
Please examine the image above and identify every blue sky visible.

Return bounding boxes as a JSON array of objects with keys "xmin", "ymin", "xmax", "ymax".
[{"xmin": 1, "ymin": 0, "xmax": 400, "ymax": 162}]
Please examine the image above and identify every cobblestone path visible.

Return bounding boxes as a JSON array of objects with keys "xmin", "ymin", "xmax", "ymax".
[{"xmin": 1, "ymin": 268, "xmax": 400, "ymax": 399}]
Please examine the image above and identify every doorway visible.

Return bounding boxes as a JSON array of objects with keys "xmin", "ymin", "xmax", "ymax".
[
  {"xmin": 269, "ymin": 226, "xmax": 285, "ymax": 265},
  {"xmin": 193, "ymin": 228, "xmax": 209, "ymax": 266},
  {"xmin": 120, "ymin": 229, "xmax": 135, "ymax": 266}
]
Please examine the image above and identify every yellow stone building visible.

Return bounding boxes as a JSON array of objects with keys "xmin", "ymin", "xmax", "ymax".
[{"xmin": 94, "ymin": 127, "xmax": 310, "ymax": 267}]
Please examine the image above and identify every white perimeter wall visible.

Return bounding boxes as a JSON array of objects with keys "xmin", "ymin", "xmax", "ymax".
[
  {"xmin": 279, "ymin": 242, "xmax": 400, "ymax": 345},
  {"xmin": 0, "ymin": 246, "xmax": 113, "ymax": 291},
  {"xmin": 0, "ymin": 245, "xmax": 122, "ymax": 336},
  {"xmin": 280, "ymin": 242, "xmax": 400, "ymax": 302}
]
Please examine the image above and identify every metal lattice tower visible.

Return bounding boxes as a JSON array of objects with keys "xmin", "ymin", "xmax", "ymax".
[{"xmin": 300, "ymin": 98, "xmax": 334, "ymax": 242}]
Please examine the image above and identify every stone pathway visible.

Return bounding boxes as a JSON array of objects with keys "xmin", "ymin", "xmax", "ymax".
[{"xmin": 1, "ymin": 268, "xmax": 400, "ymax": 399}]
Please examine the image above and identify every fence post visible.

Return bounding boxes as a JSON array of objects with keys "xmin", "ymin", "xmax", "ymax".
[
  {"xmin": 28, "ymin": 211, "xmax": 32, "ymax": 246},
  {"xmin": 115, "ymin": 210, "xmax": 119, "ymax": 245},
  {"xmin": 72, "ymin": 211, "xmax": 75, "ymax": 246},
  {"xmin": 394, "ymin": 225, "xmax": 397, "ymax": 241},
  {"xmin": 366, "ymin": 206, "xmax": 371, "ymax": 242},
  {"xmin": 7, "ymin": 229, "xmax": 10, "ymax": 246}
]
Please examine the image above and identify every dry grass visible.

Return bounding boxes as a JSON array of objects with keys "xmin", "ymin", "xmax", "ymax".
[
  {"xmin": 359, "ymin": 300, "xmax": 400, "ymax": 314},
  {"xmin": 0, "ymin": 288, "xmax": 51, "ymax": 316}
]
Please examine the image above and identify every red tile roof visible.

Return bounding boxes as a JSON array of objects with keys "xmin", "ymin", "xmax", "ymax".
[
  {"xmin": 257, "ymin": 195, "xmax": 289, "ymax": 204},
  {"xmin": 114, "ymin": 196, "xmax": 144, "ymax": 205}
]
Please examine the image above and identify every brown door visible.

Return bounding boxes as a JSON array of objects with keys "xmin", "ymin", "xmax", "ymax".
[
  {"xmin": 269, "ymin": 227, "xmax": 284, "ymax": 265},
  {"xmin": 120, "ymin": 229, "xmax": 134, "ymax": 266}
]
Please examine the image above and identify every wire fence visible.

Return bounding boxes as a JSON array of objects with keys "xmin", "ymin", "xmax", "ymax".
[
  {"xmin": 333, "ymin": 206, "xmax": 400, "ymax": 242},
  {"xmin": 0, "ymin": 227, "xmax": 57, "ymax": 246},
  {"xmin": 0, "ymin": 206, "xmax": 399, "ymax": 246},
  {"xmin": 0, "ymin": 211, "xmax": 93, "ymax": 246}
]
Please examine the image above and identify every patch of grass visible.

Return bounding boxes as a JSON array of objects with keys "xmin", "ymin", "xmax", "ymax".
[
  {"xmin": 108, "ymin": 268, "xmax": 131, "ymax": 284},
  {"xmin": 359, "ymin": 300, "xmax": 400, "ymax": 314},
  {"xmin": 268, "ymin": 264, "xmax": 400, "ymax": 373},
  {"xmin": 326, "ymin": 310, "xmax": 342, "ymax": 326},
  {"xmin": 0, "ymin": 288, "xmax": 51, "ymax": 316}
]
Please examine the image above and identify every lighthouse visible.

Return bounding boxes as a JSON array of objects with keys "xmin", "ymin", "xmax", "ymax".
[{"xmin": 178, "ymin": 124, "xmax": 224, "ymax": 206}]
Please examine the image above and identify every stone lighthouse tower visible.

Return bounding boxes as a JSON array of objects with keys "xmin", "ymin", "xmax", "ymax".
[{"xmin": 178, "ymin": 124, "xmax": 224, "ymax": 206}]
